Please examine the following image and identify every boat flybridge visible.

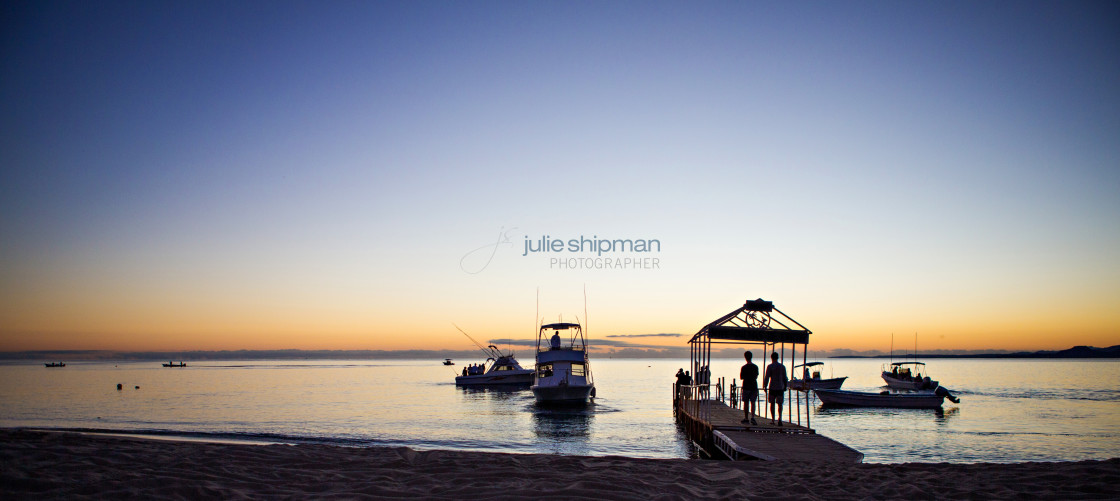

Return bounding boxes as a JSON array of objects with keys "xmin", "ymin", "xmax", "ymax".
[{"xmin": 532, "ymin": 322, "xmax": 595, "ymax": 404}]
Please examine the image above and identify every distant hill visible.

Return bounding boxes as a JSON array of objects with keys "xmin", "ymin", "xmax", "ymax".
[
  {"xmin": 2, "ymin": 345, "xmax": 1117, "ymax": 361},
  {"xmin": 995, "ymin": 345, "xmax": 1120, "ymax": 358},
  {"xmin": 834, "ymin": 345, "xmax": 1120, "ymax": 359}
]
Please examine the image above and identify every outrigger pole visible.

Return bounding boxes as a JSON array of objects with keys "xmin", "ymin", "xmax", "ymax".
[{"xmin": 453, "ymin": 323, "xmax": 499, "ymax": 359}]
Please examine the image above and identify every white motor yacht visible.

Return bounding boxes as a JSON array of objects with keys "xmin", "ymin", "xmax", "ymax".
[{"xmin": 531, "ymin": 322, "xmax": 595, "ymax": 404}]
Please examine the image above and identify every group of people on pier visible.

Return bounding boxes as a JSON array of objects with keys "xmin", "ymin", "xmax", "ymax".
[{"xmin": 673, "ymin": 350, "xmax": 790, "ymax": 426}]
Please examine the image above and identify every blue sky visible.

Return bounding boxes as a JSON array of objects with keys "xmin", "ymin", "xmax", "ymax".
[{"xmin": 1, "ymin": 1, "xmax": 1117, "ymax": 352}]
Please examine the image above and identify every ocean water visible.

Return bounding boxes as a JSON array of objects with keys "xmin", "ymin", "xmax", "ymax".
[{"xmin": 1, "ymin": 358, "xmax": 1116, "ymax": 463}]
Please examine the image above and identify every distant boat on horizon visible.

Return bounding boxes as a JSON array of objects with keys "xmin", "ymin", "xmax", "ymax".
[
  {"xmin": 44, "ymin": 362, "xmax": 65, "ymax": 368},
  {"xmin": 162, "ymin": 361, "xmax": 187, "ymax": 367}
]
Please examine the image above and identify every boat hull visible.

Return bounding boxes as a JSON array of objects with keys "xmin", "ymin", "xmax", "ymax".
[
  {"xmin": 814, "ymin": 389, "xmax": 945, "ymax": 409},
  {"xmin": 790, "ymin": 376, "xmax": 847, "ymax": 391},
  {"xmin": 455, "ymin": 370, "xmax": 534, "ymax": 386},
  {"xmin": 531, "ymin": 384, "xmax": 594, "ymax": 404}
]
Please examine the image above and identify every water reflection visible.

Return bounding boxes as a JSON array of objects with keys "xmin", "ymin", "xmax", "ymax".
[
  {"xmin": 815, "ymin": 405, "xmax": 955, "ymax": 420},
  {"xmin": 457, "ymin": 385, "xmax": 531, "ymax": 398},
  {"xmin": 934, "ymin": 406, "xmax": 960, "ymax": 424},
  {"xmin": 531, "ymin": 405, "xmax": 593, "ymax": 455}
]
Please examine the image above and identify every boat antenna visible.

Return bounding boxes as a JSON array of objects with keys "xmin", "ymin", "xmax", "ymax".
[
  {"xmin": 583, "ymin": 284, "xmax": 589, "ymax": 349},
  {"xmin": 535, "ymin": 287, "xmax": 540, "ymax": 348},
  {"xmin": 453, "ymin": 323, "xmax": 495, "ymax": 358},
  {"xmin": 890, "ymin": 332, "xmax": 894, "ymax": 364}
]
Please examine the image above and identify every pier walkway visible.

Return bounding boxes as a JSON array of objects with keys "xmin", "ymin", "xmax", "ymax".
[
  {"xmin": 675, "ymin": 390, "xmax": 863, "ymax": 462},
  {"xmin": 677, "ymin": 298, "xmax": 863, "ymax": 462}
]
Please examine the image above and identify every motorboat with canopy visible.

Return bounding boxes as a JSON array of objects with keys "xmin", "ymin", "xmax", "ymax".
[
  {"xmin": 881, "ymin": 361, "xmax": 939, "ymax": 390},
  {"xmin": 789, "ymin": 361, "xmax": 847, "ymax": 391},
  {"xmin": 532, "ymin": 322, "xmax": 595, "ymax": 404}
]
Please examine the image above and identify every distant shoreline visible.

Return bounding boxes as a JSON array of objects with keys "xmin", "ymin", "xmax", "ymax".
[{"xmin": 1, "ymin": 345, "xmax": 1117, "ymax": 361}]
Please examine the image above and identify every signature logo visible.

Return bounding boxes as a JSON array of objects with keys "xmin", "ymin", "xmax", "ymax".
[{"xmin": 460, "ymin": 226, "xmax": 517, "ymax": 274}]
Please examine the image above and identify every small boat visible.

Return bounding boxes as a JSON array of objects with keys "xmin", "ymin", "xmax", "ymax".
[
  {"xmin": 789, "ymin": 362, "xmax": 847, "ymax": 391},
  {"xmin": 815, "ymin": 386, "xmax": 960, "ymax": 409},
  {"xmin": 882, "ymin": 362, "xmax": 939, "ymax": 390},
  {"xmin": 162, "ymin": 361, "xmax": 187, "ymax": 367},
  {"xmin": 44, "ymin": 362, "xmax": 65, "ymax": 368},
  {"xmin": 443, "ymin": 358, "xmax": 455, "ymax": 366},
  {"xmin": 531, "ymin": 322, "xmax": 595, "ymax": 404}
]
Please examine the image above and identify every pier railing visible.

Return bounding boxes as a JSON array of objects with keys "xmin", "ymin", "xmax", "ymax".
[{"xmin": 674, "ymin": 383, "xmax": 719, "ymax": 425}]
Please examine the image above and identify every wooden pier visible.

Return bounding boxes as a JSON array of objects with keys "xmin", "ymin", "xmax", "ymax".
[
  {"xmin": 675, "ymin": 391, "xmax": 863, "ymax": 462},
  {"xmin": 678, "ymin": 298, "xmax": 864, "ymax": 462}
]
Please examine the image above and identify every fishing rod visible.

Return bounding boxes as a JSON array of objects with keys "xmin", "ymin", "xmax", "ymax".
[{"xmin": 453, "ymin": 323, "xmax": 498, "ymax": 359}]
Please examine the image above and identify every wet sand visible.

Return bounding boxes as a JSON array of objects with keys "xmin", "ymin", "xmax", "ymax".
[{"xmin": 2, "ymin": 430, "xmax": 1117, "ymax": 500}]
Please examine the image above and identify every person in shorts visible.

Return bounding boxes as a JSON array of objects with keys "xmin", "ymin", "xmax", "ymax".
[
  {"xmin": 740, "ymin": 351, "xmax": 759, "ymax": 424},
  {"xmin": 763, "ymin": 351, "xmax": 789, "ymax": 425}
]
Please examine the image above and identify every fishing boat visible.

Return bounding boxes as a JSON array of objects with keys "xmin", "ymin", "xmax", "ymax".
[
  {"xmin": 443, "ymin": 358, "xmax": 455, "ymax": 366},
  {"xmin": 44, "ymin": 362, "xmax": 65, "ymax": 368},
  {"xmin": 881, "ymin": 362, "xmax": 939, "ymax": 390},
  {"xmin": 815, "ymin": 386, "xmax": 959, "ymax": 409},
  {"xmin": 531, "ymin": 322, "xmax": 595, "ymax": 404},
  {"xmin": 789, "ymin": 361, "xmax": 847, "ymax": 391},
  {"xmin": 162, "ymin": 361, "xmax": 187, "ymax": 367},
  {"xmin": 454, "ymin": 348, "xmax": 534, "ymax": 386},
  {"xmin": 453, "ymin": 325, "xmax": 533, "ymax": 386}
]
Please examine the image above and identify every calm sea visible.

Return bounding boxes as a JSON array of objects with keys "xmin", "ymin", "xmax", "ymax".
[{"xmin": 1, "ymin": 358, "xmax": 1116, "ymax": 463}]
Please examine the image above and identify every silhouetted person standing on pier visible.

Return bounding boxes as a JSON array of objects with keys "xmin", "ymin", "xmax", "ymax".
[
  {"xmin": 740, "ymin": 351, "xmax": 759, "ymax": 425},
  {"xmin": 763, "ymin": 352, "xmax": 788, "ymax": 426}
]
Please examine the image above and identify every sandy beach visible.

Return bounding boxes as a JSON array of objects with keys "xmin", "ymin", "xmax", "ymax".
[{"xmin": 2, "ymin": 430, "xmax": 1117, "ymax": 500}]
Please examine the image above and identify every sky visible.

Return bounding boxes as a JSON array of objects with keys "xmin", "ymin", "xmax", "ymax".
[{"xmin": 1, "ymin": 1, "xmax": 1117, "ymax": 355}]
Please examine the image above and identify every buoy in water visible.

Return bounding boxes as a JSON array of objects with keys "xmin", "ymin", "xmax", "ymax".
[{"xmin": 116, "ymin": 383, "xmax": 122, "ymax": 390}]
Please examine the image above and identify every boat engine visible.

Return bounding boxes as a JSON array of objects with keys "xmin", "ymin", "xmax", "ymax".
[{"xmin": 934, "ymin": 386, "xmax": 961, "ymax": 404}]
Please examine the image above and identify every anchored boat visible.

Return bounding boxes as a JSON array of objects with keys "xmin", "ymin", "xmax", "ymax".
[
  {"xmin": 789, "ymin": 361, "xmax": 847, "ymax": 391},
  {"xmin": 453, "ymin": 324, "xmax": 533, "ymax": 387},
  {"xmin": 881, "ymin": 361, "xmax": 939, "ymax": 390},
  {"xmin": 532, "ymin": 322, "xmax": 595, "ymax": 404},
  {"xmin": 815, "ymin": 386, "xmax": 960, "ymax": 409},
  {"xmin": 454, "ymin": 348, "xmax": 534, "ymax": 386}
]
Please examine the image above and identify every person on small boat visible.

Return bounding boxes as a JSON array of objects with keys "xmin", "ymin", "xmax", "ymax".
[
  {"xmin": 462, "ymin": 367, "xmax": 467, "ymax": 377},
  {"xmin": 550, "ymin": 331, "xmax": 561, "ymax": 350},
  {"xmin": 763, "ymin": 352, "xmax": 788, "ymax": 426},
  {"xmin": 740, "ymin": 351, "xmax": 759, "ymax": 425}
]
